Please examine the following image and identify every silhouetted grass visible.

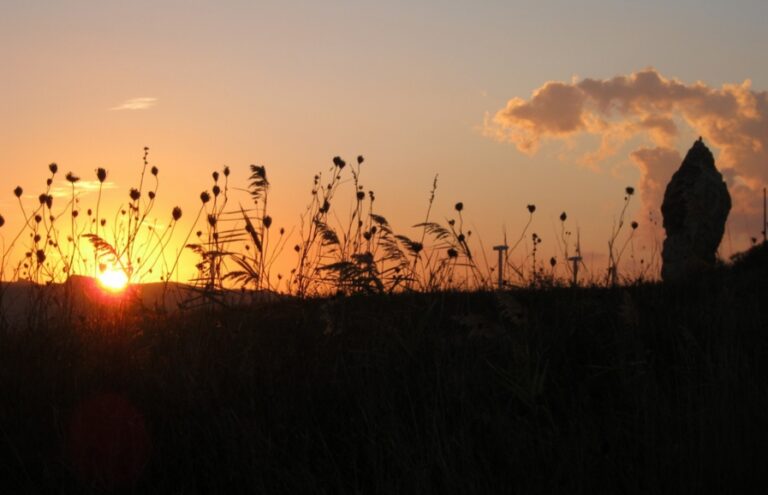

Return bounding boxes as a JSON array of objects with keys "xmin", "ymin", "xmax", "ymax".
[
  {"xmin": 0, "ymin": 244, "xmax": 766, "ymax": 493},
  {"xmin": 0, "ymin": 151, "xmax": 763, "ymax": 492}
]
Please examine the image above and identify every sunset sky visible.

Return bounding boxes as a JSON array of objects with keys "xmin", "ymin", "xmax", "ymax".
[{"xmin": 1, "ymin": 0, "xmax": 767, "ymax": 283}]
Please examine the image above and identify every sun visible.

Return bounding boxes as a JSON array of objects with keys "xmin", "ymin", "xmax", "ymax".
[{"xmin": 97, "ymin": 264, "xmax": 129, "ymax": 293}]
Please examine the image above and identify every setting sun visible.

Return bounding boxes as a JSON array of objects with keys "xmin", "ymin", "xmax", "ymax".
[{"xmin": 97, "ymin": 265, "xmax": 129, "ymax": 293}]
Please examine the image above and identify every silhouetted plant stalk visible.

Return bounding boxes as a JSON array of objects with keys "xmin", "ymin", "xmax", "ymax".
[
  {"xmin": 607, "ymin": 186, "xmax": 636, "ymax": 286},
  {"xmin": 2, "ymin": 150, "xmax": 663, "ymax": 302}
]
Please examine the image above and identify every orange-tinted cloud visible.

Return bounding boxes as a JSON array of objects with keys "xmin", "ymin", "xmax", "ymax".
[{"xmin": 488, "ymin": 68, "xmax": 768, "ymax": 244}]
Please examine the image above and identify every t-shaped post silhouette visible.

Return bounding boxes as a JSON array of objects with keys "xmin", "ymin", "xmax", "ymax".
[{"xmin": 493, "ymin": 245, "xmax": 509, "ymax": 289}]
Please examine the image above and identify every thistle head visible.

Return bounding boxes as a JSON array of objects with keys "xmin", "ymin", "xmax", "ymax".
[
  {"xmin": 96, "ymin": 168, "xmax": 107, "ymax": 183},
  {"xmin": 49, "ymin": 163, "xmax": 58, "ymax": 174}
]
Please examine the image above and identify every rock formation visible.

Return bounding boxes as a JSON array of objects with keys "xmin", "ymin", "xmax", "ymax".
[{"xmin": 661, "ymin": 138, "xmax": 731, "ymax": 282}]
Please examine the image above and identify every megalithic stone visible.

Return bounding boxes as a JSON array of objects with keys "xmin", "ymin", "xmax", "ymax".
[{"xmin": 661, "ymin": 138, "xmax": 731, "ymax": 282}]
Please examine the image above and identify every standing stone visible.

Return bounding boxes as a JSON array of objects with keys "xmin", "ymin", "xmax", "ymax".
[{"xmin": 661, "ymin": 138, "xmax": 731, "ymax": 282}]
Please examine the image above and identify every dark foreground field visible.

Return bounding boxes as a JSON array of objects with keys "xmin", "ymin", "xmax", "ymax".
[{"xmin": 1, "ymin": 246, "xmax": 767, "ymax": 494}]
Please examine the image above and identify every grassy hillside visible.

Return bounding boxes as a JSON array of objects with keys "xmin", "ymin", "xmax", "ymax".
[{"xmin": 1, "ymin": 244, "xmax": 766, "ymax": 494}]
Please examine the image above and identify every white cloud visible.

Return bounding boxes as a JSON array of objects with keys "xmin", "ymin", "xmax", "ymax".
[
  {"xmin": 110, "ymin": 97, "xmax": 157, "ymax": 111},
  {"xmin": 49, "ymin": 181, "xmax": 117, "ymax": 198}
]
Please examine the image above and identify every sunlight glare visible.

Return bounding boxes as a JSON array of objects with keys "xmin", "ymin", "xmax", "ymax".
[{"xmin": 98, "ymin": 265, "xmax": 129, "ymax": 293}]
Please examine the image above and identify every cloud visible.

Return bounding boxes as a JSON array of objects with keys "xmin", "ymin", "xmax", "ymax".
[
  {"xmin": 49, "ymin": 181, "xmax": 117, "ymax": 198},
  {"xmin": 110, "ymin": 97, "xmax": 157, "ymax": 111},
  {"xmin": 487, "ymin": 68, "xmax": 768, "ymax": 245}
]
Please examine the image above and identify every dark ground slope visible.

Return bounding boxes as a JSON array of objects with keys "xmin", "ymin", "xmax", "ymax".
[{"xmin": 1, "ymin": 244, "xmax": 767, "ymax": 494}]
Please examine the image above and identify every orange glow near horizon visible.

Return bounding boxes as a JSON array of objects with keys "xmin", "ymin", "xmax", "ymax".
[{"xmin": 97, "ymin": 264, "xmax": 129, "ymax": 293}]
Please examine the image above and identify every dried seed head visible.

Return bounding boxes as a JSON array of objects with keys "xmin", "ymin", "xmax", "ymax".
[
  {"xmin": 357, "ymin": 155, "xmax": 364, "ymax": 165},
  {"xmin": 172, "ymin": 207, "xmax": 182, "ymax": 221},
  {"xmin": 36, "ymin": 250, "xmax": 46, "ymax": 263},
  {"xmin": 39, "ymin": 194, "xmax": 47, "ymax": 205},
  {"xmin": 196, "ymin": 230, "xmax": 202, "ymax": 238},
  {"xmin": 72, "ymin": 210, "xmax": 79, "ymax": 218},
  {"xmin": 455, "ymin": 202, "xmax": 463, "ymax": 212},
  {"xmin": 96, "ymin": 167, "xmax": 107, "ymax": 183},
  {"xmin": 46, "ymin": 179, "xmax": 53, "ymax": 186},
  {"xmin": 279, "ymin": 227, "xmax": 285, "ymax": 235},
  {"xmin": 294, "ymin": 244, "xmax": 301, "ymax": 252},
  {"xmin": 87, "ymin": 209, "xmax": 92, "ymax": 216},
  {"xmin": 263, "ymin": 216, "xmax": 272, "ymax": 228},
  {"xmin": 458, "ymin": 234, "xmax": 465, "ymax": 242},
  {"xmin": 356, "ymin": 191, "xmax": 365, "ymax": 201},
  {"xmin": 212, "ymin": 185, "xmax": 221, "ymax": 197},
  {"xmin": 151, "ymin": 166, "xmax": 159, "ymax": 176},
  {"xmin": 49, "ymin": 163, "xmax": 58, "ymax": 174},
  {"xmin": 332, "ymin": 156, "xmax": 346, "ymax": 169},
  {"xmin": 129, "ymin": 188, "xmax": 141, "ymax": 201},
  {"xmin": 65, "ymin": 172, "xmax": 79, "ymax": 183},
  {"xmin": 0, "ymin": 214, "xmax": 4, "ymax": 228},
  {"xmin": 100, "ymin": 219, "xmax": 106, "ymax": 227},
  {"xmin": 625, "ymin": 186, "xmax": 635, "ymax": 196},
  {"xmin": 14, "ymin": 186, "xmax": 23, "ymax": 198},
  {"xmin": 550, "ymin": 256, "xmax": 556, "ymax": 267},
  {"xmin": 223, "ymin": 166, "xmax": 230, "ymax": 177},
  {"xmin": 200, "ymin": 191, "xmax": 211, "ymax": 204},
  {"xmin": 447, "ymin": 248, "xmax": 458, "ymax": 258},
  {"xmin": 212, "ymin": 171, "xmax": 219, "ymax": 182},
  {"xmin": 631, "ymin": 221, "xmax": 639, "ymax": 230},
  {"xmin": 560, "ymin": 212, "xmax": 567, "ymax": 222},
  {"xmin": 46, "ymin": 195, "xmax": 52, "ymax": 208},
  {"xmin": 148, "ymin": 191, "xmax": 156, "ymax": 200},
  {"xmin": 207, "ymin": 214, "xmax": 217, "ymax": 227},
  {"xmin": 527, "ymin": 204, "xmax": 536, "ymax": 214}
]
